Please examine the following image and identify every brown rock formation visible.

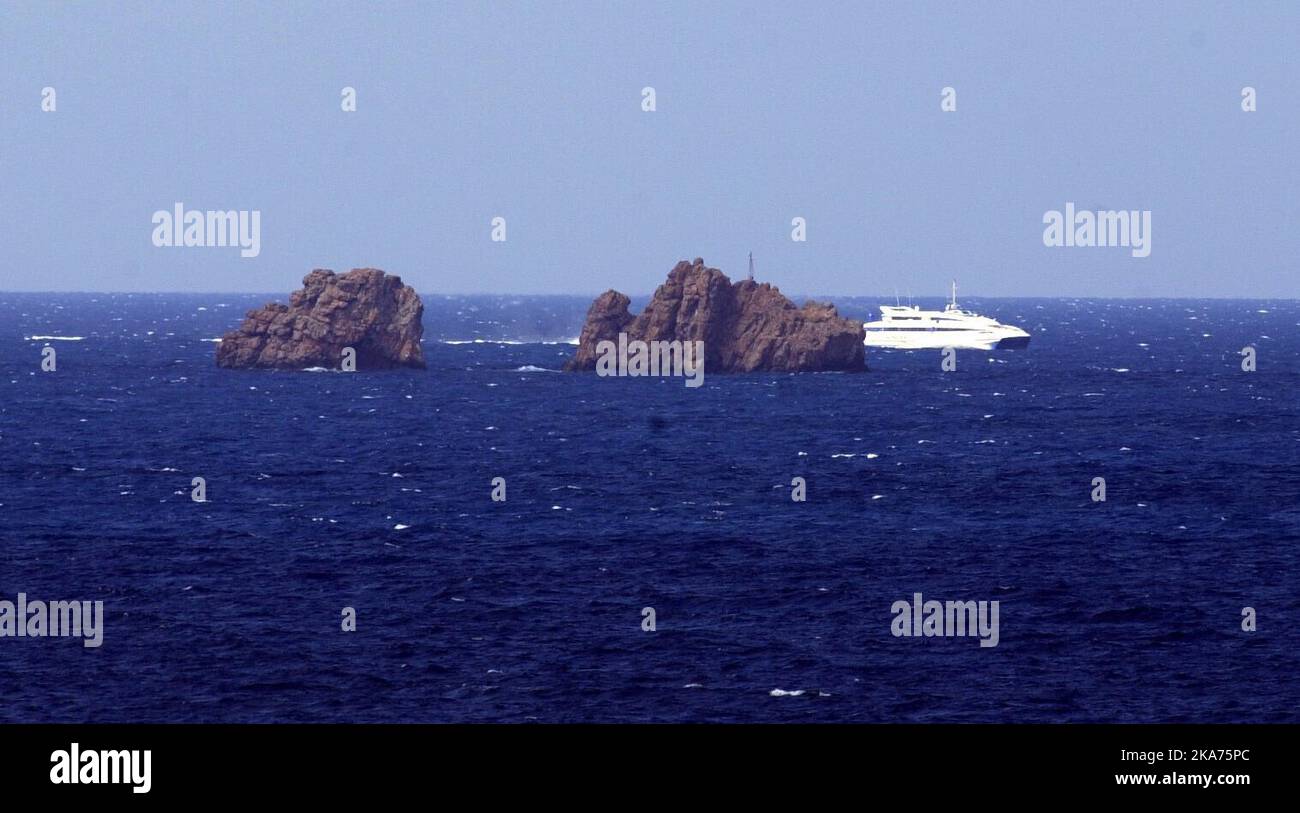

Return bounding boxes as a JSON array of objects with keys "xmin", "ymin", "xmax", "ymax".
[
  {"xmin": 564, "ymin": 258, "xmax": 865, "ymax": 373},
  {"xmin": 216, "ymin": 268, "xmax": 425, "ymax": 370}
]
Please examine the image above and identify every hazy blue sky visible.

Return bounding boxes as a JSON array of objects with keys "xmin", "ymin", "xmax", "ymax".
[{"xmin": 2, "ymin": 1, "xmax": 1296, "ymax": 297}]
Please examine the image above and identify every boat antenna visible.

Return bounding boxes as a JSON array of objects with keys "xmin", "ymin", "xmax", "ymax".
[
  {"xmin": 748, "ymin": 251, "xmax": 754, "ymax": 281},
  {"xmin": 894, "ymin": 286, "xmax": 900, "ymax": 306},
  {"xmin": 950, "ymin": 279, "xmax": 957, "ymax": 308}
]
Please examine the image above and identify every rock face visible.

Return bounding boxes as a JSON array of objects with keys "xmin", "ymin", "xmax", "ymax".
[
  {"xmin": 216, "ymin": 268, "xmax": 425, "ymax": 370},
  {"xmin": 564, "ymin": 258, "xmax": 865, "ymax": 373}
]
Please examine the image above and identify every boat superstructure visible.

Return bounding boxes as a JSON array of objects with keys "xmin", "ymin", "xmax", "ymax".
[{"xmin": 863, "ymin": 282, "xmax": 1030, "ymax": 350}]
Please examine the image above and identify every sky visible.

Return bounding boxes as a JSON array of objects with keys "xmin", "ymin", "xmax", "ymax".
[{"xmin": 1, "ymin": 1, "xmax": 1296, "ymax": 297}]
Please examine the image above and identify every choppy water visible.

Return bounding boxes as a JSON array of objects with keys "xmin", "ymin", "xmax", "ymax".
[{"xmin": 1, "ymin": 293, "xmax": 1297, "ymax": 722}]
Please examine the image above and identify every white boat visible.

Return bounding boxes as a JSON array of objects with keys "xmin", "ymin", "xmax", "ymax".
[{"xmin": 863, "ymin": 282, "xmax": 1030, "ymax": 351}]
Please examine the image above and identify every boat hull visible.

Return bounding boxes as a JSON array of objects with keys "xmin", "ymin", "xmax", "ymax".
[{"xmin": 864, "ymin": 328, "xmax": 1030, "ymax": 351}]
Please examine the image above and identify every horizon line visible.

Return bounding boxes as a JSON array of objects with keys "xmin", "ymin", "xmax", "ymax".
[{"xmin": 0, "ymin": 289, "xmax": 1298, "ymax": 303}]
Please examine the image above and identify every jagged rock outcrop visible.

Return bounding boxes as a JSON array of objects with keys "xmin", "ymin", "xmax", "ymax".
[
  {"xmin": 564, "ymin": 258, "xmax": 865, "ymax": 373},
  {"xmin": 216, "ymin": 268, "xmax": 425, "ymax": 370}
]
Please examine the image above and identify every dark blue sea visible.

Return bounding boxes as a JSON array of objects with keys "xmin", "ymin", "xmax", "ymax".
[{"xmin": 2, "ymin": 293, "xmax": 1297, "ymax": 722}]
